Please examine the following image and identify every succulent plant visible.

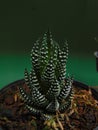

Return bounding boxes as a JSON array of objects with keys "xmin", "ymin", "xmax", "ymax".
[{"xmin": 19, "ymin": 30, "xmax": 73, "ymax": 120}]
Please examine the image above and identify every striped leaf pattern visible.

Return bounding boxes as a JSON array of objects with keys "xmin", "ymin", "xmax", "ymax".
[{"xmin": 19, "ymin": 31, "xmax": 74, "ymax": 120}]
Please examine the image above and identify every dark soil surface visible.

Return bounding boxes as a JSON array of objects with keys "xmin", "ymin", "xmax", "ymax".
[{"xmin": 0, "ymin": 79, "xmax": 98, "ymax": 130}]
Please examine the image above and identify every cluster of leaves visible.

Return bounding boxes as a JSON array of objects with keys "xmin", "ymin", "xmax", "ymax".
[{"xmin": 19, "ymin": 31, "xmax": 73, "ymax": 120}]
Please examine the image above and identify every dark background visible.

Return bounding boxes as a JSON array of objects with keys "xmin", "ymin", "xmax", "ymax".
[
  {"xmin": 0, "ymin": 0, "xmax": 98, "ymax": 88},
  {"xmin": 0, "ymin": 0, "xmax": 98, "ymax": 54}
]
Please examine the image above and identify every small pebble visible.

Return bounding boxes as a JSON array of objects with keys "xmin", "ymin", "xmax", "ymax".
[
  {"xmin": 94, "ymin": 126, "xmax": 98, "ymax": 130},
  {"xmin": 0, "ymin": 127, "xmax": 3, "ymax": 130}
]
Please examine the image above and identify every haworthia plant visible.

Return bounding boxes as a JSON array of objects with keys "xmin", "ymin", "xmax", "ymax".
[{"xmin": 19, "ymin": 30, "xmax": 73, "ymax": 120}]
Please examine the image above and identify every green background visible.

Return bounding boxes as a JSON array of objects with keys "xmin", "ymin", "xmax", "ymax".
[{"xmin": 0, "ymin": 0, "xmax": 98, "ymax": 89}]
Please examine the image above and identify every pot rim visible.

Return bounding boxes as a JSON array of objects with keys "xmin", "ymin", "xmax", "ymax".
[{"xmin": 0, "ymin": 79, "xmax": 98, "ymax": 100}]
